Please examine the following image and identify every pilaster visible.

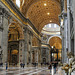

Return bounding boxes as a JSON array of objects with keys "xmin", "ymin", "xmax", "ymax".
[
  {"xmin": 46, "ymin": 48, "xmax": 50, "ymax": 64},
  {"xmin": 0, "ymin": 7, "xmax": 10, "ymax": 65},
  {"xmin": 72, "ymin": 0, "xmax": 75, "ymax": 55},
  {"xmin": 29, "ymin": 31, "xmax": 33, "ymax": 66},
  {"xmin": 60, "ymin": 11, "xmax": 68, "ymax": 63},
  {"xmin": 38, "ymin": 40, "xmax": 41, "ymax": 67},
  {"xmin": 63, "ymin": 13, "xmax": 68, "ymax": 63},
  {"xmin": 67, "ymin": 0, "xmax": 71, "ymax": 52},
  {"xmin": 2, "ymin": 9, "xmax": 9, "ymax": 66},
  {"xmin": 36, "ymin": 50, "xmax": 38, "ymax": 65},
  {"xmin": 0, "ymin": 7, "xmax": 3, "ymax": 63},
  {"xmin": 23, "ymin": 26, "xmax": 29, "ymax": 66},
  {"xmin": 19, "ymin": 39, "xmax": 24, "ymax": 66}
]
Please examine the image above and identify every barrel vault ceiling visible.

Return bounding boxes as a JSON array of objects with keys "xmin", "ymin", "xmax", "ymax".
[{"xmin": 21, "ymin": 0, "xmax": 61, "ymax": 32}]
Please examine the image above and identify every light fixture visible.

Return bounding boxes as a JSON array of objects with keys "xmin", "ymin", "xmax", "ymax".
[
  {"xmin": 44, "ymin": 3, "xmax": 47, "ymax": 6},
  {"xmin": 52, "ymin": 53, "xmax": 54, "ymax": 56},
  {"xmin": 50, "ymin": 20, "xmax": 52, "ymax": 22},
  {"xmin": 52, "ymin": 46, "xmax": 53, "ymax": 48},
  {"xmin": 47, "ymin": 12, "xmax": 50, "ymax": 15}
]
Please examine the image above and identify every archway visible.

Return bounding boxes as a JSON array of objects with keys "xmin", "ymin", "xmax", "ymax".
[
  {"xmin": 8, "ymin": 22, "xmax": 24, "ymax": 66},
  {"xmin": 49, "ymin": 36, "xmax": 62, "ymax": 49},
  {"xmin": 49, "ymin": 36, "xmax": 62, "ymax": 62}
]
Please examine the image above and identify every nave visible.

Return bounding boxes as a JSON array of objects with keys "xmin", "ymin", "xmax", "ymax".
[{"xmin": 0, "ymin": 0, "xmax": 75, "ymax": 75}]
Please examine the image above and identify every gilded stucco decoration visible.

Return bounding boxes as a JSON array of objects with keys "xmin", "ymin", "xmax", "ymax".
[
  {"xmin": 32, "ymin": 36, "xmax": 39, "ymax": 46},
  {"xmin": 8, "ymin": 22, "xmax": 24, "ymax": 40},
  {"xmin": 49, "ymin": 36, "xmax": 62, "ymax": 49}
]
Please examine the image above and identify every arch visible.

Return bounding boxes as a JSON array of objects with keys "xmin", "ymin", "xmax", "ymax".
[
  {"xmin": 8, "ymin": 22, "xmax": 24, "ymax": 39},
  {"xmin": 39, "ymin": 20, "xmax": 60, "ymax": 32},
  {"xmin": 8, "ymin": 22, "xmax": 24, "ymax": 66},
  {"xmin": 48, "ymin": 36, "xmax": 62, "ymax": 49},
  {"xmin": 47, "ymin": 35, "xmax": 62, "ymax": 44}
]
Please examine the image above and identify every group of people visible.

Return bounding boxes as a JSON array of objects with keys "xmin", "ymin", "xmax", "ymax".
[
  {"xmin": 0, "ymin": 62, "xmax": 3, "ymax": 67},
  {"xmin": 20, "ymin": 63, "xmax": 25, "ymax": 68},
  {"xmin": 49, "ymin": 62, "xmax": 57, "ymax": 74}
]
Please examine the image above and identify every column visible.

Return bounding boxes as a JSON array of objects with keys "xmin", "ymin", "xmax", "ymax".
[
  {"xmin": 62, "ymin": 35, "xmax": 64, "ymax": 63},
  {"xmin": 63, "ymin": 13, "xmax": 68, "ymax": 63},
  {"xmin": 46, "ymin": 48, "xmax": 50, "ymax": 64},
  {"xmin": 36, "ymin": 50, "xmax": 38, "ymax": 65},
  {"xmin": 72, "ymin": 0, "xmax": 75, "ymax": 55},
  {"xmin": 0, "ymin": 8, "xmax": 3, "ymax": 63},
  {"xmin": 19, "ymin": 39, "xmax": 24, "ymax": 66},
  {"xmin": 32, "ymin": 48, "xmax": 38, "ymax": 66},
  {"xmin": 60, "ymin": 23, "xmax": 64, "ymax": 63},
  {"xmin": 38, "ymin": 40, "xmax": 41, "ymax": 66},
  {"xmin": 23, "ymin": 26, "xmax": 29, "ymax": 66},
  {"xmin": 31, "ymin": 50, "xmax": 34, "ymax": 64},
  {"xmin": 46, "ymin": 48, "xmax": 48, "ymax": 64},
  {"xmin": 29, "ymin": 32, "xmax": 33, "ymax": 66},
  {"xmin": 1, "ymin": 8, "xmax": 9, "ymax": 66},
  {"xmin": 67, "ymin": 0, "xmax": 71, "ymax": 52},
  {"xmin": 41, "ymin": 47, "xmax": 43, "ymax": 63}
]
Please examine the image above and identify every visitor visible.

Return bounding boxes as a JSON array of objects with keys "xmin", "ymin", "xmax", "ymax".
[
  {"xmin": 49, "ymin": 63, "xmax": 52, "ymax": 73},
  {"xmin": 20, "ymin": 63, "xmax": 23, "ymax": 68},
  {"xmin": 0, "ymin": 62, "xmax": 3, "ymax": 67},
  {"xmin": 6, "ymin": 62, "xmax": 8, "ymax": 70},
  {"xmin": 23, "ymin": 63, "xmax": 25, "ymax": 68},
  {"xmin": 54, "ymin": 63, "xmax": 57, "ymax": 74}
]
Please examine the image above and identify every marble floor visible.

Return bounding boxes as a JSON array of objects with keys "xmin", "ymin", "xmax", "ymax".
[{"xmin": 0, "ymin": 66, "xmax": 64, "ymax": 75}]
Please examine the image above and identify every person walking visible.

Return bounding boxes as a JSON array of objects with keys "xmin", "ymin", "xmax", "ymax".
[
  {"xmin": 6, "ymin": 62, "xmax": 8, "ymax": 70},
  {"xmin": 49, "ymin": 63, "xmax": 52, "ymax": 73},
  {"xmin": 20, "ymin": 63, "xmax": 23, "ymax": 68},
  {"xmin": 23, "ymin": 63, "xmax": 25, "ymax": 68},
  {"xmin": 54, "ymin": 63, "xmax": 57, "ymax": 74}
]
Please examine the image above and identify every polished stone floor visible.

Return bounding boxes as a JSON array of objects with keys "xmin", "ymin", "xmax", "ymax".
[{"xmin": 0, "ymin": 66, "xmax": 64, "ymax": 75}]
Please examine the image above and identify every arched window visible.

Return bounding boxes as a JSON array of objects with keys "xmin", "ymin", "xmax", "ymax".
[{"xmin": 16, "ymin": 0, "xmax": 20, "ymax": 8}]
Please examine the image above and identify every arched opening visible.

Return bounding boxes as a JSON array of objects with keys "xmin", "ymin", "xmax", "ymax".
[
  {"xmin": 49, "ymin": 36, "xmax": 62, "ymax": 63},
  {"xmin": 8, "ymin": 23, "xmax": 24, "ymax": 66}
]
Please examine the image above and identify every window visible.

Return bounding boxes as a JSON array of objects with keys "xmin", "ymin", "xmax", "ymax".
[
  {"xmin": 22, "ymin": 0, "xmax": 24, "ymax": 5},
  {"xmin": 16, "ymin": 0, "xmax": 20, "ymax": 7},
  {"xmin": 54, "ymin": 24, "xmax": 56, "ymax": 28},
  {"xmin": 49, "ymin": 24, "xmax": 51, "ymax": 27}
]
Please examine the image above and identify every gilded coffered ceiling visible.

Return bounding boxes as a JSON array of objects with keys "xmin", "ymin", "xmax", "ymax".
[
  {"xmin": 21, "ymin": 0, "xmax": 61, "ymax": 32},
  {"xmin": 49, "ymin": 36, "xmax": 62, "ymax": 49}
]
